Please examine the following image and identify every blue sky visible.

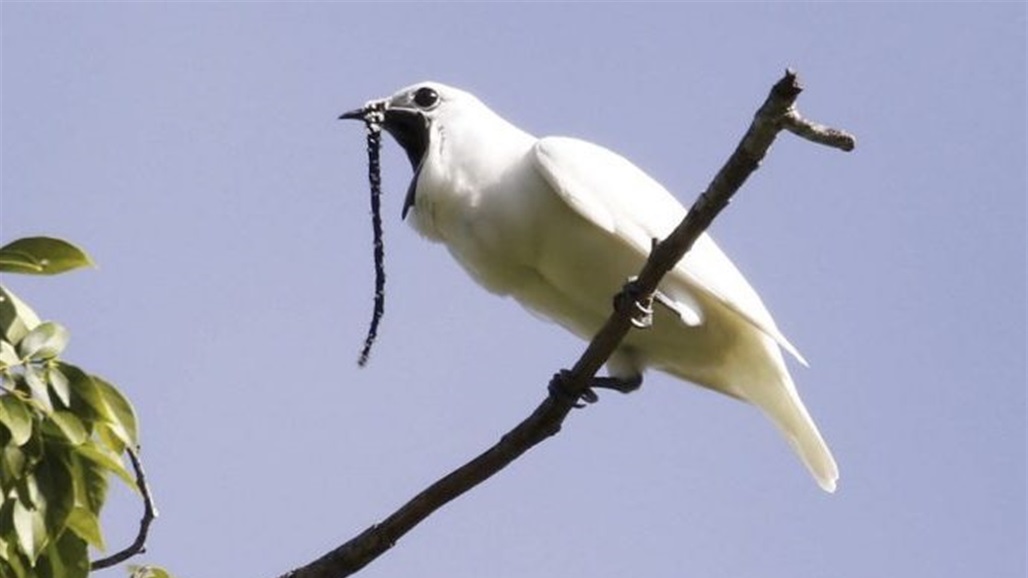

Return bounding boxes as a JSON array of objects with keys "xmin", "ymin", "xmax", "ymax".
[{"xmin": 1, "ymin": 3, "xmax": 1024, "ymax": 578}]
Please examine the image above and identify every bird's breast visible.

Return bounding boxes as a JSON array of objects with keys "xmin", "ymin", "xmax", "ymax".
[{"xmin": 409, "ymin": 150, "xmax": 567, "ymax": 296}]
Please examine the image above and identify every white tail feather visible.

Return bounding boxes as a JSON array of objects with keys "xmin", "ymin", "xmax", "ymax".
[
  {"xmin": 719, "ymin": 329, "xmax": 839, "ymax": 492},
  {"xmin": 751, "ymin": 370, "xmax": 839, "ymax": 492},
  {"xmin": 770, "ymin": 393, "xmax": 839, "ymax": 492}
]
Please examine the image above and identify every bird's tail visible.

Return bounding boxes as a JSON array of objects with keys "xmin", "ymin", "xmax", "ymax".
[{"xmin": 750, "ymin": 369, "xmax": 839, "ymax": 493}]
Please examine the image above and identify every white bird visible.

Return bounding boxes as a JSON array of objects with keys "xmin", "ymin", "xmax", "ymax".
[{"xmin": 342, "ymin": 82, "xmax": 839, "ymax": 492}]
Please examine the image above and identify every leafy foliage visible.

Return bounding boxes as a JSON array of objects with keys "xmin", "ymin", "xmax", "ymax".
[
  {"xmin": 128, "ymin": 565, "xmax": 173, "ymax": 578},
  {"xmin": 0, "ymin": 237, "xmax": 96, "ymax": 276},
  {"xmin": 0, "ymin": 237, "xmax": 158, "ymax": 577}
]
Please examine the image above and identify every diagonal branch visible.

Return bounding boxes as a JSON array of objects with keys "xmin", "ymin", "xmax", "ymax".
[
  {"xmin": 91, "ymin": 447, "xmax": 159, "ymax": 571},
  {"xmin": 276, "ymin": 69, "xmax": 855, "ymax": 578}
]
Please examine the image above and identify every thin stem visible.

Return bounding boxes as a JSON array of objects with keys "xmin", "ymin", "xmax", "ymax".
[{"xmin": 90, "ymin": 447, "xmax": 158, "ymax": 570}]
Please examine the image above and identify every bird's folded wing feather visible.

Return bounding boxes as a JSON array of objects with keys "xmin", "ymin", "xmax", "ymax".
[{"xmin": 532, "ymin": 136, "xmax": 806, "ymax": 365}]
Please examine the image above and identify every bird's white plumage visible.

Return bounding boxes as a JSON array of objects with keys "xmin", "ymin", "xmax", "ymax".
[
  {"xmin": 369, "ymin": 81, "xmax": 838, "ymax": 492},
  {"xmin": 534, "ymin": 137, "xmax": 808, "ymax": 365}
]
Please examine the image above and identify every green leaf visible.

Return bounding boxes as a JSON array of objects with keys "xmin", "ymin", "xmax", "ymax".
[
  {"xmin": 0, "ymin": 489, "xmax": 15, "ymax": 533},
  {"xmin": 12, "ymin": 496, "xmax": 47, "ymax": 563},
  {"xmin": 15, "ymin": 419, "xmax": 45, "ymax": 465},
  {"xmin": 45, "ymin": 411, "xmax": 87, "ymax": 446},
  {"xmin": 95, "ymin": 422, "xmax": 127, "ymax": 455},
  {"xmin": 47, "ymin": 366, "xmax": 71, "ymax": 408},
  {"xmin": 2, "ymin": 445, "xmax": 27, "ymax": 491},
  {"xmin": 89, "ymin": 376, "xmax": 138, "ymax": 449},
  {"xmin": 129, "ymin": 565, "xmax": 175, "ymax": 578},
  {"xmin": 38, "ymin": 530, "xmax": 89, "ymax": 578},
  {"xmin": 70, "ymin": 452, "xmax": 108, "ymax": 514},
  {"xmin": 0, "ymin": 536, "xmax": 30, "ymax": 578},
  {"xmin": 18, "ymin": 321, "xmax": 70, "ymax": 362},
  {"xmin": 57, "ymin": 363, "xmax": 101, "ymax": 431},
  {"xmin": 64, "ymin": 506, "xmax": 104, "ymax": 551},
  {"xmin": 76, "ymin": 440, "xmax": 136, "ymax": 488},
  {"xmin": 23, "ymin": 365, "xmax": 54, "ymax": 413},
  {"xmin": 0, "ymin": 248, "xmax": 44, "ymax": 274},
  {"xmin": 0, "ymin": 339, "xmax": 19, "ymax": 368},
  {"xmin": 0, "ymin": 237, "xmax": 94, "ymax": 276},
  {"xmin": 34, "ymin": 448, "xmax": 74, "ymax": 537},
  {"xmin": 63, "ymin": 362, "xmax": 138, "ymax": 442},
  {"xmin": 0, "ymin": 394, "xmax": 35, "ymax": 446},
  {"xmin": 0, "ymin": 286, "xmax": 41, "ymax": 345}
]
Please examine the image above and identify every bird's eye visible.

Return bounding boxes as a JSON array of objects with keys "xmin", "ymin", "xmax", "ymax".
[{"xmin": 413, "ymin": 87, "xmax": 439, "ymax": 109}]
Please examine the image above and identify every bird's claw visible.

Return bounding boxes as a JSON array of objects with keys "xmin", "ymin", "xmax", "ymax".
[
  {"xmin": 616, "ymin": 278, "xmax": 655, "ymax": 329},
  {"xmin": 628, "ymin": 297, "xmax": 654, "ymax": 329},
  {"xmin": 548, "ymin": 370, "xmax": 642, "ymax": 408},
  {"xmin": 548, "ymin": 370, "xmax": 598, "ymax": 408},
  {"xmin": 616, "ymin": 277, "xmax": 684, "ymax": 329},
  {"xmin": 591, "ymin": 374, "xmax": 643, "ymax": 394}
]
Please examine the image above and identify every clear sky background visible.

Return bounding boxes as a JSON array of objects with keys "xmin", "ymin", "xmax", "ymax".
[{"xmin": 1, "ymin": 4, "xmax": 1024, "ymax": 578}]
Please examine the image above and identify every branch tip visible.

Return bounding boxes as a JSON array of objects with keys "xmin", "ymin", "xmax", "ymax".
[{"xmin": 90, "ymin": 447, "xmax": 158, "ymax": 570}]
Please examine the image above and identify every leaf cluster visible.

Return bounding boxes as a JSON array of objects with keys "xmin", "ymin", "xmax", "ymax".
[{"xmin": 0, "ymin": 238, "xmax": 142, "ymax": 578}]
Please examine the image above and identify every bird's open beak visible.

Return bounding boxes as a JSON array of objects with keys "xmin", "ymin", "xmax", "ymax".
[
  {"xmin": 339, "ymin": 100, "xmax": 427, "ymax": 174},
  {"xmin": 339, "ymin": 98, "xmax": 389, "ymax": 121},
  {"xmin": 339, "ymin": 97, "xmax": 429, "ymax": 219},
  {"xmin": 339, "ymin": 107, "xmax": 369, "ymax": 121}
]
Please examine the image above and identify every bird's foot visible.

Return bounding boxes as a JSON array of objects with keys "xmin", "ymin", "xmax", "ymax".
[
  {"xmin": 615, "ymin": 277, "xmax": 683, "ymax": 329},
  {"xmin": 592, "ymin": 374, "xmax": 643, "ymax": 394},
  {"xmin": 615, "ymin": 278, "xmax": 655, "ymax": 329},
  {"xmin": 548, "ymin": 370, "xmax": 596, "ymax": 407},
  {"xmin": 548, "ymin": 370, "xmax": 643, "ymax": 408}
]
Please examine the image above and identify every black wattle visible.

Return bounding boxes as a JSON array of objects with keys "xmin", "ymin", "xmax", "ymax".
[{"xmin": 402, "ymin": 160, "xmax": 422, "ymax": 219}]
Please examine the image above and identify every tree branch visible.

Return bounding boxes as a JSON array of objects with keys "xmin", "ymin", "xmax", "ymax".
[
  {"xmin": 91, "ymin": 447, "xmax": 159, "ymax": 571},
  {"xmin": 277, "ymin": 69, "xmax": 855, "ymax": 578}
]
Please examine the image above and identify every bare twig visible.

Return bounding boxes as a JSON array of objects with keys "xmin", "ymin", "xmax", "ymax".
[
  {"xmin": 278, "ymin": 69, "xmax": 854, "ymax": 578},
  {"xmin": 91, "ymin": 447, "xmax": 159, "ymax": 571},
  {"xmin": 781, "ymin": 109, "xmax": 856, "ymax": 151}
]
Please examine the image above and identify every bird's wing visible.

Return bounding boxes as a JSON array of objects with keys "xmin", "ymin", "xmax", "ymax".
[{"xmin": 533, "ymin": 136, "xmax": 806, "ymax": 364}]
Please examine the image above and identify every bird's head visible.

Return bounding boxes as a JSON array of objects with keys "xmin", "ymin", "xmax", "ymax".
[
  {"xmin": 341, "ymin": 81, "xmax": 484, "ymax": 218},
  {"xmin": 341, "ymin": 81, "xmax": 478, "ymax": 172}
]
